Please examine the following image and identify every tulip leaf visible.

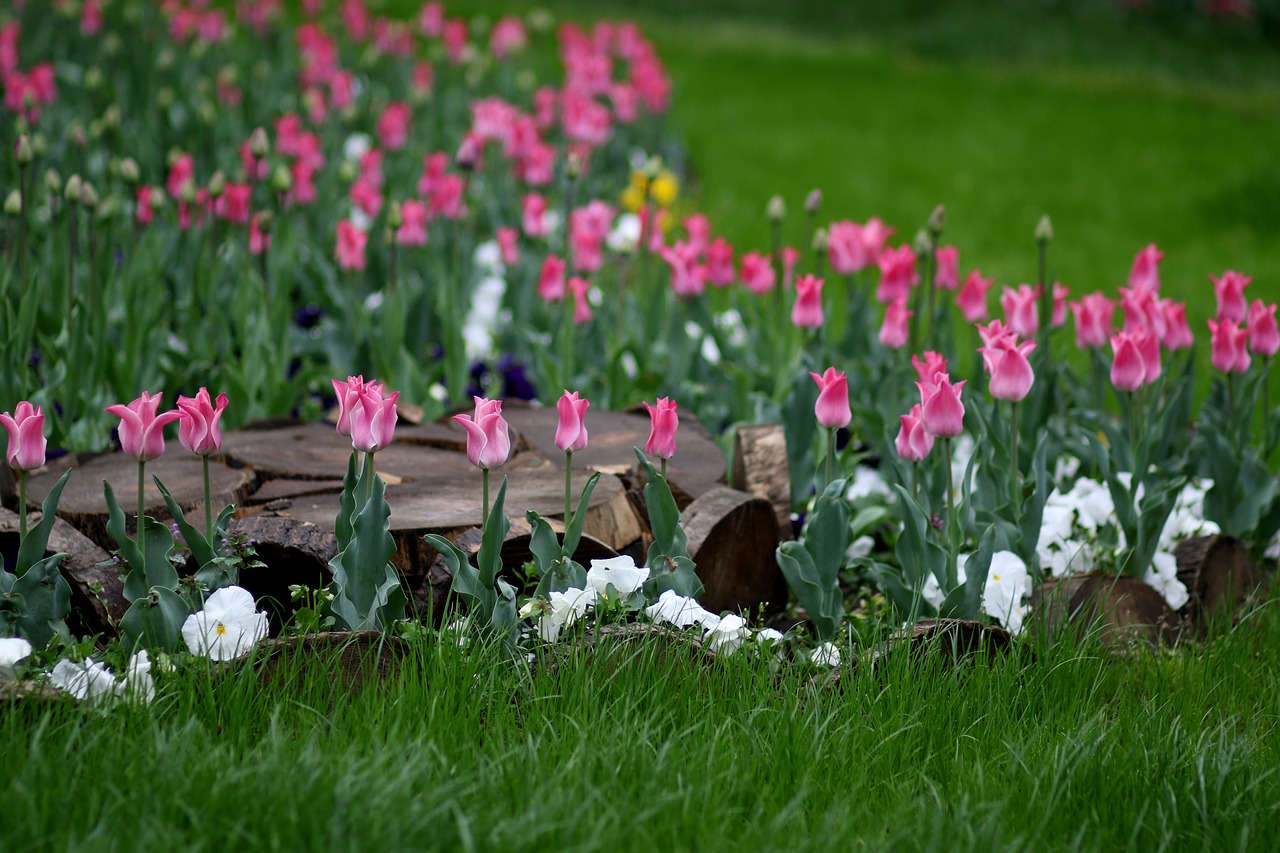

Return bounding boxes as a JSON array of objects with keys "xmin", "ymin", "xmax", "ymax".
[
  {"xmin": 426, "ymin": 479, "xmax": 513, "ymax": 644},
  {"xmin": 10, "ymin": 554, "xmax": 71, "ymax": 650},
  {"xmin": 893, "ymin": 484, "xmax": 947, "ymax": 593},
  {"xmin": 774, "ymin": 480, "xmax": 849, "ymax": 641},
  {"xmin": 334, "ymin": 451, "xmax": 360, "ymax": 552},
  {"xmin": 120, "ymin": 586, "xmax": 190, "ymax": 652},
  {"xmin": 634, "ymin": 449, "xmax": 703, "ymax": 599},
  {"xmin": 1017, "ymin": 434, "xmax": 1051, "ymax": 579},
  {"xmin": 15, "ymin": 470, "xmax": 72, "ymax": 578},
  {"xmin": 156, "ymin": 478, "xmax": 219, "ymax": 571},
  {"xmin": 562, "ymin": 471, "xmax": 601, "ymax": 559},
  {"xmin": 476, "ymin": 478, "xmax": 511, "ymax": 591},
  {"xmin": 327, "ymin": 465, "xmax": 406, "ymax": 631},
  {"xmin": 941, "ymin": 524, "xmax": 995, "ymax": 621}
]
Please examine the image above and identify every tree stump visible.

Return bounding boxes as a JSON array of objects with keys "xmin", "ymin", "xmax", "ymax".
[
  {"xmin": 1174, "ymin": 535, "xmax": 1267, "ymax": 633},
  {"xmin": 228, "ymin": 516, "xmax": 338, "ymax": 630},
  {"xmin": 731, "ymin": 423, "xmax": 793, "ymax": 543},
  {"xmin": 1029, "ymin": 573, "xmax": 1181, "ymax": 648},
  {"xmin": 0, "ymin": 507, "xmax": 125, "ymax": 638},
  {"xmin": 23, "ymin": 454, "xmax": 256, "ymax": 550},
  {"xmin": 681, "ymin": 487, "xmax": 785, "ymax": 616}
]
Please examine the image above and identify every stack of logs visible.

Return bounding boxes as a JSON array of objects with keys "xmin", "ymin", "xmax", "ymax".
[{"xmin": 0, "ymin": 408, "xmax": 793, "ymax": 636}]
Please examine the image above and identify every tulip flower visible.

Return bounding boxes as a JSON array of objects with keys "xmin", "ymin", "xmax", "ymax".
[
  {"xmin": 918, "ymin": 372, "xmax": 966, "ymax": 440},
  {"xmin": 791, "ymin": 274, "xmax": 825, "ymax": 329},
  {"xmin": 1000, "ymin": 284, "xmax": 1040, "ymax": 338},
  {"xmin": 106, "ymin": 392, "xmax": 184, "ymax": 561},
  {"xmin": 934, "ymin": 245, "xmax": 959, "ymax": 290},
  {"xmin": 1128, "ymin": 243, "xmax": 1163, "ymax": 292},
  {"xmin": 1208, "ymin": 319, "xmax": 1250, "ymax": 374},
  {"xmin": 1212, "ymin": 270, "xmax": 1250, "ymax": 323},
  {"xmin": 1051, "ymin": 283, "xmax": 1069, "ymax": 327},
  {"xmin": 896, "ymin": 404, "xmax": 934, "ymax": 464},
  {"xmin": 1248, "ymin": 300, "xmax": 1279, "ymax": 358},
  {"xmin": 555, "ymin": 390, "xmax": 590, "ymax": 525},
  {"xmin": 1068, "ymin": 292, "xmax": 1115, "ymax": 349},
  {"xmin": 336, "ymin": 219, "xmax": 367, "ymax": 270},
  {"xmin": 955, "ymin": 270, "xmax": 993, "ymax": 323},
  {"xmin": 911, "ymin": 351, "xmax": 948, "ymax": 384},
  {"xmin": 176, "ymin": 388, "xmax": 229, "ymax": 535},
  {"xmin": 740, "ymin": 251, "xmax": 776, "ymax": 295},
  {"xmin": 826, "ymin": 221, "xmax": 869, "ymax": 275},
  {"xmin": 496, "ymin": 226, "xmax": 519, "ymax": 267},
  {"xmin": 661, "ymin": 241, "xmax": 706, "ymax": 298},
  {"xmin": 878, "ymin": 296, "xmax": 912, "ymax": 349},
  {"xmin": 810, "ymin": 367, "xmax": 850, "ymax": 487},
  {"xmin": 781, "ymin": 246, "xmax": 800, "ymax": 290},
  {"xmin": 975, "ymin": 319, "xmax": 1015, "ymax": 349},
  {"xmin": 1135, "ymin": 326, "xmax": 1162, "ymax": 384},
  {"xmin": 522, "ymin": 193, "xmax": 549, "ymax": 238},
  {"xmin": 705, "ymin": 237, "xmax": 736, "ymax": 287},
  {"xmin": 350, "ymin": 386, "xmax": 399, "ymax": 454},
  {"xmin": 643, "ymin": 397, "xmax": 679, "ymax": 478},
  {"xmin": 1, "ymin": 401, "xmax": 47, "ymax": 538},
  {"xmin": 980, "ymin": 336, "xmax": 1037, "ymax": 403},
  {"xmin": 332, "ymin": 375, "xmax": 380, "ymax": 437},
  {"xmin": 875, "ymin": 245, "xmax": 918, "ymax": 304},
  {"xmin": 1110, "ymin": 331, "xmax": 1147, "ymax": 392},
  {"xmin": 538, "ymin": 254, "xmax": 567, "ymax": 302},
  {"xmin": 454, "ymin": 396, "xmax": 512, "ymax": 520},
  {"xmin": 1163, "ymin": 302, "xmax": 1194, "ymax": 351},
  {"xmin": 395, "ymin": 200, "xmax": 428, "ymax": 246}
]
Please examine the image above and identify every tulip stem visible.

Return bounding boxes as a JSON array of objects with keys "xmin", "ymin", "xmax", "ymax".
[
  {"xmin": 1128, "ymin": 390, "xmax": 1139, "ymax": 475},
  {"xmin": 1009, "ymin": 400, "xmax": 1020, "ymax": 511},
  {"xmin": 660, "ymin": 458, "xmax": 668, "ymax": 482},
  {"xmin": 564, "ymin": 450, "xmax": 573, "ymax": 533},
  {"xmin": 137, "ymin": 460, "xmax": 146, "ymax": 565},
  {"xmin": 1263, "ymin": 357, "xmax": 1273, "ymax": 452},
  {"xmin": 17, "ymin": 162, "xmax": 27, "ymax": 301},
  {"xmin": 18, "ymin": 470, "xmax": 28, "ymax": 540},
  {"xmin": 1227, "ymin": 373, "xmax": 1237, "ymax": 443},
  {"xmin": 825, "ymin": 426, "xmax": 836, "ymax": 490},
  {"xmin": 482, "ymin": 467, "xmax": 491, "ymax": 525},
  {"xmin": 203, "ymin": 454, "xmax": 213, "ymax": 539},
  {"xmin": 943, "ymin": 436, "xmax": 958, "ymax": 590},
  {"xmin": 67, "ymin": 203, "xmax": 77, "ymax": 317},
  {"xmin": 911, "ymin": 462, "xmax": 918, "ymax": 502},
  {"xmin": 364, "ymin": 451, "xmax": 376, "ymax": 509}
]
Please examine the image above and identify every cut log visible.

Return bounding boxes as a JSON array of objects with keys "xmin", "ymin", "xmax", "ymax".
[
  {"xmin": 228, "ymin": 516, "xmax": 338, "ymax": 630},
  {"xmin": 0, "ymin": 507, "xmax": 126, "ymax": 639},
  {"xmin": 219, "ymin": 422, "xmax": 463, "ymax": 482},
  {"xmin": 244, "ymin": 478, "xmax": 345, "ymax": 506},
  {"xmin": 731, "ymin": 423, "xmax": 793, "ymax": 542},
  {"xmin": 1174, "ymin": 535, "xmax": 1267, "ymax": 632},
  {"xmin": 681, "ymin": 486, "xmax": 786, "ymax": 615},
  {"xmin": 503, "ymin": 406, "xmax": 727, "ymax": 506},
  {"xmin": 23, "ymin": 455, "xmax": 255, "ymax": 553},
  {"xmin": 1029, "ymin": 573, "xmax": 1180, "ymax": 647}
]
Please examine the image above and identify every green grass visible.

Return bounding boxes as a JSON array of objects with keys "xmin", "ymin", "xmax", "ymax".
[{"xmin": 4, "ymin": 600, "xmax": 1280, "ymax": 851}]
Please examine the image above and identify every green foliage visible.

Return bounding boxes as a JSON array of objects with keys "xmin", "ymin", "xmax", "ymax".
[
  {"xmin": 105, "ymin": 481, "xmax": 190, "ymax": 652},
  {"xmin": 633, "ymin": 450, "xmax": 703, "ymax": 599},
  {"xmin": 775, "ymin": 478, "xmax": 850, "ymax": 641},
  {"xmin": 0, "ymin": 470, "xmax": 73, "ymax": 650},
  {"xmin": 156, "ymin": 479, "xmax": 238, "ymax": 596},
  {"xmin": 529, "ymin": 471, "xmax": 601, "ymax": 597},
  {"xmin": 327, "ymin": 454, "xmax": 408, "ymax": 632}
]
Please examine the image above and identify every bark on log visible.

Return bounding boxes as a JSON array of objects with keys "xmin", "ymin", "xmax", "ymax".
[
  {"xmin": 681, "ymin": 486, "xmax": 786, "ymax": 615},
  {"xmin": 731, "ymin": 423, "xmax": 793, "ymax": 542},
  {"xmin": 1173, "ymin": 535, "xmax": 1267, "ymax": 632},
  {"xmin": 219, "ymin": 422, "xmax": 460, "ymax": 482},
  {"xmin": 228, "ymin": 516, "xmax": 337, "ymax": 630},
  {"xmin": 1029, "ymin": 573, "xmax": 1181, "ymax": 647},
  {"xmin": 22, "ymin": 455, "xmax": 255, "ymax": 555},
  {"xmin": 0, "ymin": 507, "xmax": 125, "ymax": 638}
]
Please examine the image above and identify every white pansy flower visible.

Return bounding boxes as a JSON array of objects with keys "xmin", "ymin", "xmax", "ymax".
[
  {"xmin": 1267, "ymin": 530, "xmax": 1280, "ymax": 562},
  {"xmin": 846, "ymin": 535, "xmax": 874, "ymax": 561},
  {"xmin": 541, "ymin": 209, "xmax": 562, "ymax": 238},
  {"xmin": 350, "ymin": 207, "xmax": 373, "ymax": 232},
  {"xmin": 461, "ymin": 275, "xmax": 507, "ymax": 359},
  {"xmin": 342, "ymin": 132, "xmax": 372, "ymax": 162},
  {"xmin": 950, "ymin": 434, "xmax": 976, "ymax": 495},
  {"xmin": 846, "ymin": 466, "xmax": 891, "ymax": 502},
  {"xmin": 1143, "ymin": 551, "xmax": 1189, "ymax": 611},
  {"xmin": 181, "ymin": 586, "xmax": 269, "ymax": 661},
  {"xmin": 645, "ymin": 589, "xmax": 714, "ymax": 628},
  {"xmin": 606, "ymin": 213, "xmax": 641, "ymax": 253},
  {"xmin": 0, "ymin": 637, "xmax": 33, "ymax": 680},
  {"xmin": 810, "ymin": 642, "xmax": 841, "ymax": 667},
  {"xmin": 586, "ymin": 556, "xmax": 650, "ymax": 598},
  {"xmin": 755, "ymin": 628, "xmax": 784, "ymax": 645},
  {"xmin": 981, "ymin": 550, "xmax": 1030, "ymax": 636},
  {"xmin": 714, "ymin": 309, "xmax": 748, "ymax": 348},
  {"xmin": 49, "ymin": 657, "xmax": 119, "ymax": 701},
  {"xmin": 121, "ymin": 650, "xmax": 155, "ymax": 704},
  {"xmin": 537, "ymin": 586, "xmax": 597, "ymax": 643},
  {"xmin": 700, "ymin": 335, "xmax": 721, "ymax": 365},
  {"xmin": 704, "ymin": 613, "xmax": 750, "ymax": 655},
  {"xmin": 473, "ymin": 240, "xmax": 505, "ymax": 276}
]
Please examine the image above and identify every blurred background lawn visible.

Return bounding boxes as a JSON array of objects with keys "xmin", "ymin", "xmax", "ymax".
[{"xmin": 438, "ymin": 0, "xmax": 1280, "ymax": 320}]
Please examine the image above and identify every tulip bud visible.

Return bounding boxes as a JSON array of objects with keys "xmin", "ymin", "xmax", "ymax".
[
  {"xmin": 150, "ymin": 188, "xmax": 168, "ymax": 211},
  {"xmin": 928, "ymin": 204, "xmax": 946, "ymax": 236},
  {"xmin": 766, "ymin": 195, "xmax": 786, "ymax": 222},
  {"xmin": 249, "ymin": 127, "xmax": 270, "ymax": 159},
  {"xmin": 85, "ymin": 67, "xmax": 104, "ymax": 91},
  {"xmin": 64, "ymin": 174, "xmax": 83, "ymax": 204},
  {"xmin": 157, "ymin": 87, "xmax": 174, "ymax": 108},
  {"xmin": 387, "ymin": 200, "xmax": 404, "ymax": 229},
  {"xmin": 913, "ymin": 228, "xmax": 933, "ymax": 255},
  {"xmin": 89, "ymin": 119, "xmax": 105, "ymax": 141},
  {"xmin": 44, "ymin": 168, "xmax": 62, "ymax": 195},
  {"xmin": 338, "ymin": 160, "xmax": 358, "ymax": 183},
  {"xmin": 104, "ymin": 32, "xmax": 122, "ymax": 54},
  {"xmin": 198, "ymin": 101, "xmax": 217, "ymax": 125},
  {"xmin": 102, "ymin": 104, "xmax": 121, "ymax": 130},
  {"xmin": 15, "ymin": 135, "xmax": 33, "ymax": 165},
  {"xmin": 207, "ymin": 171, "xmax": 226, "ymax": 199},
  {"xmin": 180, "ymin": 181, "xmax": 196, "ymax": 205},
  {"xmin": 79, "ymin": 181, "xmax": 99, "ymax": 210},
  {"xmin": 28, "ymin": 133, "xmax": 45, "ymax": 158},
  {"xmin": 255, "ymin": 210, "xmax": 274, "ymax": 235},
  {"xmin": 157, "ymin": 48, "xmax": 175, "ymax": 71},
  {"xmin": 804, "ymin": 188, "xmax": 823, "ymax": 215},
  {"xmin": 1035, "ymin": 214, "xmax": 1053, "ymax": 244},
  {"xmin": 119, "ymin": 157, "xmax": 140, "ymax": 185},
  {"xmin": 811, "ymin": 227, "xmax": 828, "ymax": 253},
  {"xmin": 5, "ymin": 191, "xmax": 21, "ymax": 216},
  {"xmin": 270, "ymin": 163, "xmax": 292, "ymax": 194},
  {"xmin": 97, "ymin": 196, "xmax": 119, "ymax": 220}
]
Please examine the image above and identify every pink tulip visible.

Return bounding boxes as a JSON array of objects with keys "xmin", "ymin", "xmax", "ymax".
[
  {"xmin": 1000, "ymin": 284, "xmax": 1040, "ymax": 338},
  {"xmin": 1248, "ymin": 300, "xmax": 1279, "ymax": 357},
  {"xmin": 935, "ymin": 245, "xmax": 959, "ymax": 290},
  {"xmin": 895, "ymin": 404, "xmax": 934, "ymax": 462},
  {"xmin": 911, "ymin": 351, "xmax": 949, "ymax": 384},
  {"xmin": 1120, "ymin": 287, "xmax": 1166, "ymax": 341},
  {"xmin": 1208, "ymin": 319, "xmax": 1251, "ymax": 374},
  {"xmin": 860, "ymin": 217, "xmax": 894, "ymax": 263},
  {"xmin": 377, "ymin": 102, "xmax": 412, "ymax": 150},
  {"xmin": 643, "ymin": 397, "xmax": 679, "ymax": 460},
  {"xmin": 1110, "ymin": 332, "xmax": 1147, "ymax": 392},
  {"xmin": 1135, "ymin": 326, "xmax": 1162, "ymax": 384},
  {"xmin": 661, "ymin": 241, "xmax": 706, "ymax": 298},
  {"xmin": 875, "ymin": 245, "xmax": 918, "ymax": 304},
  {"xmin": 705, "ymin": 238, "xmax": 736, "ymax": 287},
  {"xmin": 1128, "ymin": 243, "xmax": 1163, "ymax": 292},
  {"xmin": 522, "ymin": 193, "xmax": 549, "ymax": 238},
  {"xmin": 136, "ymin": 187, "xmax": 156, "ymax": 227},
  {"xmin": 567, "ymin": 276, "xmax": 593, "ymax": 325},
  {"xmin": 810, "ymin": 367, "xmax": 852, "ymax": 429},
  {"xmin": 336, "ymin": 220, "xmax": 367, "ymax": 271},
  {"xmin": 740, "ymin": 252, "xmax": 776, "ymax": 295},
  {"xmin": 781, "ymin": 247, "xmax": 799, "ymax": 290},
  {"xmin": 975, "ymin": 319, "xmax": 1015, "ymax": 349},
  {"xmin": 454, "ymin": 397, "xmax": 512, "ymax": 469},
  {"xmin": 917, "ymin": 373, "xmax": 966, "ymax": 438},
  {"xmin": 979, "ymin": 336, "xmax": 1037, "ymax": 402},
  {"xmin": 396, "ymin": 200, "xmax": 429, "ymax": 247},
  {"xmin": 826, "ymin": 221, "xmax": 868, "ymax": 275},
  {"xmin": 106, "ymin": 392, "xmax": 184, "ymax": 462},
  {"xmin": 538, "ymin": 254, "xmax": 567, "ymax": 302},
  {"xmin": 249, "ymin": 214, "xmax": 271, "ymax": 255},
  {"xmin": 1052, "ymin": 282, "xmax": 1069, "ymax": 327},
  {"xmin": 1068, "ymin": 292, "xmax": 1115, "ymax": 349},
  {"xmin": 554, "ymin": 390, "xmax": 590, "ymax": 453},
  {"xmin": 683, "ymin": 214, "xmax": 710, "ymax": 256},
  {"xmin": 0, "ymin": 401, "xmax": 47, "ymax": 471},
  {"xmin": 1212, "ymin": 270, "xmax": 1250, "ymax": 323},
  {"xmin": 496, "ymin": 226, "xmax": 520, "ymax": 267},
  {"xmin": 176, "ymin": 388, "xmax": 229, "ymax": 456},
  {"xmin": 878, "ymin": 296, "xmax": 912, "ymax": 349},
  {"xmin": 216, "ymin": 183, "xmax": 252, "ymax": 225},
  {"xmin": 792, "ymin": 275, "xmax": 825, "ymax": 329},
  {"xmin": 956, "ymin": 270, "xmax": 993, "ymax": 323},
  {"xmin": 351, "ymin": 386, "xmax": 399, "ymax": 454},
  {"xmin": 1163, "ymin": 302, "xmax": 1194, "ymax": 350}
]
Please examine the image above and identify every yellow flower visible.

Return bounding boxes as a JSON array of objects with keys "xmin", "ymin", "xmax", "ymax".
[
  {"xmin": 620, "ymin": 183, "xmax": 646, "ymax": 212},
  {"xmin": 650, "ymin": 171, "xmax": 678, "ymax": 208}
]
